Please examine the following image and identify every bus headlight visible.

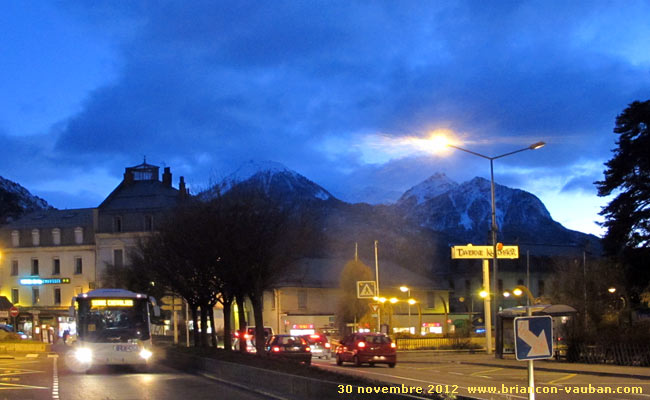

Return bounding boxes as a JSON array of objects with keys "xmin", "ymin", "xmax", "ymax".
[
  {"xmin": 139, "ymin": 348, "xmax": 153, "ymax": 360},
  {"xmin": 74, "ymin": 348, "xmax": 93, "ymax": 363}
]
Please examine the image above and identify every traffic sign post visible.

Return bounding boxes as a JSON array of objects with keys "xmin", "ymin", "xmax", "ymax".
[
  {"xmin": 9, "ymin": 306, "xmax": 19, "ymax": 318},
  {"xmin": 514, "ymin": 314, "xmax": 553, "ymax": 400}
]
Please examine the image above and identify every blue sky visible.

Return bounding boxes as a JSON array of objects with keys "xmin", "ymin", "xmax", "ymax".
[{"xmin": 1, "ymin": 1, "xmax": 649, "ymax": 236}]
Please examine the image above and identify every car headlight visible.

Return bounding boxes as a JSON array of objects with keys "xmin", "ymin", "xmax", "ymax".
[
  {"xmin": 139, "ymin": 348, "xmax": 153, "ymax": 360},
  {"xmin": 75, "ymin": 348, "xmax": 93, "ymax": 363}
]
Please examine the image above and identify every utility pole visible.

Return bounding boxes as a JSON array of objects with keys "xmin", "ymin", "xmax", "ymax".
[{"xmin": 375, "ymin": 240, "xmax": 380, "ymax": 332}]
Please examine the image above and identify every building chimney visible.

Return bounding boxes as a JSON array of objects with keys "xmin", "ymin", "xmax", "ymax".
[
  {"xmin": 162, "ymin": 167, "xmax": 172, "ymax": 186},
  {"xmin": 179, "ymin": 176, "xmax": 186, "ymax": 198}
]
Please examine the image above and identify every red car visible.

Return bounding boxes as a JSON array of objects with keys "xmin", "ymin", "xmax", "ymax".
[{"xmin": 336, "ymin": 333, "xmax": 396, "ymax": 367}]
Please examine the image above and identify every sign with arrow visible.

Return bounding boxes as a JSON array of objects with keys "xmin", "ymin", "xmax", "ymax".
[
  {"xmin": 514, "ymin": 316, "xmax": 553, "ymax": 360},
  {"xmin": 369, "ymin": 303, "xmax": 380, "ymax": 313},
  {"xmin": 357, "ymin": 281, "xmax": 377, "ymax": 299}
]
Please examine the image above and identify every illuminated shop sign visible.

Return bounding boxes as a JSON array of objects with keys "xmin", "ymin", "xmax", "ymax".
[
  {"xmin": 19, "ymin": 277, "xmax": 71, "ymax": 285},
  {"xmin": 91, "ymin": 299, "xmax": 134, "ymax": 307}
]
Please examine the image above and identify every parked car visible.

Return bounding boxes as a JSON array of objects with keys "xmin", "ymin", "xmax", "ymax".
[
  {"xmin": 265, "ymin": 335, "xmax": 312, "ymax": 365},
  {"xmin": 336, "ymin": 333, "xmax": 396, "ymax": 367},
  {"xmin": 301, "ymin": 333, "xmax": 331, "ymax": 359},
  {"xmin": 0, "ymin": 324, "xmax": 27, "ymax": 339}
]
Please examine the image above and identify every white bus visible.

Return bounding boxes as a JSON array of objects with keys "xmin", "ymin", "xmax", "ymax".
[{"xmin": 67, "ymin": 288, "xmax": 160, "ymax": 372}]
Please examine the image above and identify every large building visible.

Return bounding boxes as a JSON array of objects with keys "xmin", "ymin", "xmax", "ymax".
[{"xmin": 0, "ymin": 161, "xmax": 187, "ymax": 341}]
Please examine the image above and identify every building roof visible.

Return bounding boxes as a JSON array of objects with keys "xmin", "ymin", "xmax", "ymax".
[
  {"xmin": 99, "ymin": 180, "xmax": 180, "ymax": 211},
  {"xmin": 0, "ymin": 208, "xmax": 94, "ymax": 230},
  {"xmin": 277, "ymin": 258, "xmax": 446, "ymax": 290}
]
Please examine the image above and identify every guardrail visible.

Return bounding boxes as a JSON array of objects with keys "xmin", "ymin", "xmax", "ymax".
[
  {"xmin": 395, "ymin": 337, "xmax": 485, "ymax": 350},
  {"xmin": 569, "ymin": 344, "xmax": 650, "ymax": 366}
]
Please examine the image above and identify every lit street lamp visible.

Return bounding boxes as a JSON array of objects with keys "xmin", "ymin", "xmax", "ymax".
[
  {"xmin": 447, "ymin": 140, "xmax": 545, "ymax": 357},
  {"xmin": 407, "ymin": 298, "xmax": 422, "ymax": 335},
  {"xmin": 400, "ymin": 286, "xmax": 412, "ymax": 333}
]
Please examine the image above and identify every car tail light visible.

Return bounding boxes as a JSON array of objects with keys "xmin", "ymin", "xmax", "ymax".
[
  {"xmin": 390, "ymin": 342, "xmax": 396, "ymax": 348},
  {"xmin": 357, "ymin": 341, "xmax": 366, "ymax": 348},
  {"xmin": 234, "ymin": 331, "xmax": 240, "ymax": 338},
  {"xmin": 310, "ymin": 334, "xmax": 320, "ymax": 339},
  {"xmin": 243, "ymin": 334, "xmax": 251, "ymax": 339},
  {"xmin": 305, "ymin": 346, "xmax": 311, "ymax": 352},
  {"xmin": 325, "ymin": 343, "xmax": 331, "ymax": 348},
  {"xmin": 272, "ymin": 346, "xmax": 281, "ymax": 352}
]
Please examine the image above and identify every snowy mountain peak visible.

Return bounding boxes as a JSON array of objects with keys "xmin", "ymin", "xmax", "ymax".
[
  {"xmin": 398, "ymin": 172, "xmax": 458, "ymax": 206},
  {"xmin": 0, "ymin": 176, "xmax": 52, "ymax": 223},
  {"xmin": 228, "ymin": 160, "xmax": 296, "ymax": 182}
]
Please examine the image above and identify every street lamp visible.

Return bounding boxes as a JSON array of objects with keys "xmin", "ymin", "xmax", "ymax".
[
  {"xmin": 400, "ymin": 286, "xmax": 412, "ymax": 333},
  {"xmin": 447, "ymin": 140, "xmax": 545, "ymax": 358}
]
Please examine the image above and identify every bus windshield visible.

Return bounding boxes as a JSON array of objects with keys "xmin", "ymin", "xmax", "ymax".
[{"xmin": 77, "ymin": 298, "xmax": 150, "ymax": 343}]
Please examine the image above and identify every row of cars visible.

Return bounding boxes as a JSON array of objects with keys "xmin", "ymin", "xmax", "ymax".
[{"xmin": 233, "ymin": 328, "xmax": 397, "ymax": 368}]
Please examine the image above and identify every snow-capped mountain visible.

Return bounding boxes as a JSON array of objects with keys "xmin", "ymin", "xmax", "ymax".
[
  {"xmin": 397, "ymin": 175, "xmax": 593, "ymax": 247},
  {"xmin": 202, "ymin": 160, "xmax": 336, "ymax": 203},
  {"xmin": 0, "ymin": 176, "xmax": 51, "ymax": 223}
]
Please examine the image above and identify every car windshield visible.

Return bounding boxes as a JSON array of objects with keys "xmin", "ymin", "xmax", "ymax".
[{"xmin": 364, "ymin": 335, "xmax": 390, "ymax": 344}]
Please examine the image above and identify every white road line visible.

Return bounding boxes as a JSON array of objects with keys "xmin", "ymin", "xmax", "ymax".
[
  {"xmin": 26, "ymin": 354, "xmax": 38, "ymax": 358},
  {"xmin": 52, "ymin": 355, "xmax": 59, "ymax": 400}
]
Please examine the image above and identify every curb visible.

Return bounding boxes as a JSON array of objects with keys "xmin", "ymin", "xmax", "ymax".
[{"xmin": 457, "ymin": 360, "xmax": 650, "ymax": 381}]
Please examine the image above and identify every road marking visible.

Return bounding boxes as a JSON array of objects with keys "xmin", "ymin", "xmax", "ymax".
[
  {"xmin": 546, "ymin": 373, "xmax": 576, "ymax": 384},
  {"xmin": 449, "ymin": 372, "xmax": 464, "ymax": 376},
  {"xmin": 0, "ymin": 382, "xmax": 48, "ymax": 390},
  {"xmin": 52, "ymin": 355, "xmax": 59, "ymax": 400},
  {"xmin": 470, "ymin": 367, "xmax": 502, "ymax": 376},
  {"xmin": 200, "ymin": 372, "xmax": 292, "ymax": 400},
  {"xmin": 26, "ymin": 354, "xmax": 38, "ymax": 358}
]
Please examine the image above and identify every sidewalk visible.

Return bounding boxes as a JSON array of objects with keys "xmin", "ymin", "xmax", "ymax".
[{"xmin": 400, "ymin": 350, "xmax": 650, "ymax": 380}]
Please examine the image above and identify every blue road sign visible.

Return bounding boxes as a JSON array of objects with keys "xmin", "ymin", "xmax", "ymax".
[{"xmin": 514, "ymin": 315, "xmax": 553, "ymax": 361}]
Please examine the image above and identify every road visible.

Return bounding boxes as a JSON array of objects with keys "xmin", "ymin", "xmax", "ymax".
[
  {"xmin": 0, "ymin": 354, "xmax": 274, "ymax": 400},
  {"xmin": 313, "ymin": 353, "xmax": 650, "ymax": 400}
]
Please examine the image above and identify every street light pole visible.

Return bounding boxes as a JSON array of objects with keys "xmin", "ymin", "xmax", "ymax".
[
  {"xmin": 400, "ymin": 286, "xmax": 412, "ymax": 334},
  {"xmin": 448, "ymin": 141, "xmax": 545, "ymax": 358}
]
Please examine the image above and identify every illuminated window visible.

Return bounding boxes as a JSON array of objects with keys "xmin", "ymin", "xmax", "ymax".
[
  {"xmin": 11, "ymin": 288, "xmax": 19, "ymax": 304},
  {"xmin": 11, "ymin": 260, "xmax": 18, "ymax": 276},
  {"xmin": 53, "ymin": 258, "xmax": 60, "ymax": 275},
  {"xmin": 74, "ymin": 257, "xmax": 83, "ymax": 274}
]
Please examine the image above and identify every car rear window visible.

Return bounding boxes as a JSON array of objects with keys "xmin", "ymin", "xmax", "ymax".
[{"xmin": 364, "ymin": 335, "xmax": 391, "ymax": 344}]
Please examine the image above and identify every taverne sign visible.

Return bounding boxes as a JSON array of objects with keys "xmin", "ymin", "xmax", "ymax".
[{"xmin": 451, "ymin": 244, "xmax": 519, "ymax": 259}]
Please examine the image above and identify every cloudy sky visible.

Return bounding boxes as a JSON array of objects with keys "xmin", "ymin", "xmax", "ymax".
[{"xmin": 2, "ymin": 1, "xmax": 649, "ymax": 236}]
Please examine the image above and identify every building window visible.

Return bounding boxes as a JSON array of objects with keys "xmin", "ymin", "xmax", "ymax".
[
  {"xmin": 114, "ymin": 216, "xmax": 122, "ymax": 233},
  {"xmin": 11, "ymin": 230, "xmax": 19, "ymax": 247},
  {"xmin": 32, "ymin": 288, "xmax": 40, "ymax": 305},
  {"xmin": 74, "ymin": 227, "xmax": 83, "ymax": 244},
  {"xmin": 297, "ymin": 289, "xmax": 307, "ymax": 309},
  {"xmin": 75, "ymin": 257, "xmax": 83, "ymax": 274},
  {"xmin": 427, "ymin": 292, "xmax": 436, "ymax": 309},
  {"xmin": 538, "ymin": 280, "xmax": 545, "ymax": 297},
  {"xmin": 11, "ymin": 288, "xmax": 19, "ymax": 305},
  {"xmin": 11, "ymin": 260, "xmax": 18, "ymax": 276},
  {"xmin": 31, "ymin": 259, "xmax": 39, "ymax": 275},
  {"xmin": 54, "ymin": 288, "xmax": 61, "ymax": 305},
  {"xmin": 144, "ymin": 215, "xmax": 153, "ymax": 231},
  {"xmin": 52, "ymin": 228, "xmax": 61, "ymax": 245},
  {"xmin": 53, "ymin": 258, "xmax": 60, "ymax": 275},
  {"xmin": 114, "ymin": 249, "xmax": 124, "ymax": 269},
  {"xmin": 32, "ymin": 229, "xmax": 40, "ymax": 246}
]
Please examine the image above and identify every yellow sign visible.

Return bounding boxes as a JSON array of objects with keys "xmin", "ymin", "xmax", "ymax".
[
  {"xmin": 91, "ymin": 299, "xmax": 134, "ymax": 307},
  {"xmin": 357, "ymin": 281, "xmax": 377, "ymax": 298},
  {"xmin": 450, "ymin": 244, "xmax": 519, "ymax": 259}
]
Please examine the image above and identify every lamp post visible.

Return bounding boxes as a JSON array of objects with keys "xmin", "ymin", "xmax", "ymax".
[
  {"xmin": 400, "ymin": 286, "xmax": 412, "ymax": 333},
  {"xmin": 408, "ymin": 298, "xmax": 422, "ymax": 335},
  {"xmin": 448, "ymin": 141, "xmax": 545, "ymax": 357},
  {"xmin": 511, "ymin": 285, "xmax": 537, "ymax": 400}
]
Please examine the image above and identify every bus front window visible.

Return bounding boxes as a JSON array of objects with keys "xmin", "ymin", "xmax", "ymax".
[{"xmin": 77, "ymin": 299, "xmax": 150, "ymax": 343}]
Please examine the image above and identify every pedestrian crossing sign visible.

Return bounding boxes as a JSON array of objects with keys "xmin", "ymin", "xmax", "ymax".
[{"xmin": 357, "ymin": 281, "xmax": 377, "ymax": 298}]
